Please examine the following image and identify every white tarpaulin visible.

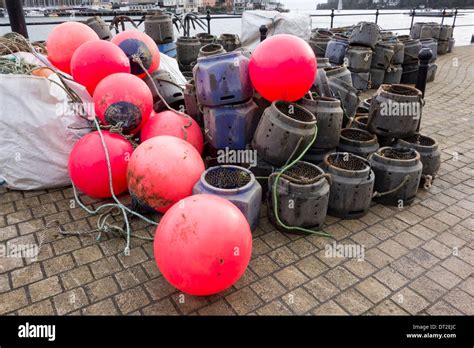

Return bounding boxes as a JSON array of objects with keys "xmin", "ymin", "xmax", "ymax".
[
  {"xmin": 0, "ymin": 67, "xmax": 91, "ymax": 190},
  {"xmin": 241, "ymin": 10, "xmax": 312, "ymax": 51}
]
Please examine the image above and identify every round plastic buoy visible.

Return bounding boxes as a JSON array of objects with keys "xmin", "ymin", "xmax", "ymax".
[
  {"xmin": 127, "ymin": 136, "xmax": 205, "ymax": 213},
  {"xmin": 141, "ymin": 111, "xmax": 204, "ymax": 154},
  {"xmin": 46, "ymin": 22, "xmax": 99, "ymax": 74},
  {"xmin": 68, "ymin": 131, "xmax": 133, "ymax": 198},
  {"xmin": 71, "ymin": 40, "xmax": 131, "ymax": 95},
  {"xmin": 93, "ymin": 73, "xmax": 153, "ymax": 134},
  {"xmin": 154, "ymin": 194, "xmax": 252, "ymax": 296},
  {"xmin": 249, "ymin": 34, "xmax": 317, "ymax": 102},
  {"xmin": 111, "ymin": 30, "xmax": 160, "ymax": 78}
]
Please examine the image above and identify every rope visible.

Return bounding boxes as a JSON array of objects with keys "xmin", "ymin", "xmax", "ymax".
[
  {"xmin": 372, "ymin": 174, "xmax": 410, "ymax": 198},
  {"xmin": 270, "ymin": 127, "xmax": 333, "ymax": 238}
]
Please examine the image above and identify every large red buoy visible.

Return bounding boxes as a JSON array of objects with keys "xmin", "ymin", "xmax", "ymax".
[
  {"xmin": 47, "ymin": 22, "xmax": 99, "ymax": 74},
  {"xmin": 154, "ymin": 194, "xmax": 252, "ymax": 296},
  {"xmin": 93, "ymin": 73, "xmax": 153, "ymax": 134},
  {"xmin": 249, "ymin": 34, "xmax": 317, "ymax": 102},
  {"xmin": 68, "ymin": 131, "xmax": 133, "ymax": 198},
  {"xmin": 71, "ymin": 40, "xmax": 131, "ymax": 95},
  {"xmin": 141, "ymin": 111, "xmax": 204, "ymax": 154},
  {"xmin": 127, "ymin": 136, "xmax": 205, "ymax": 213},
  {"xmin": 111, "ymin": 30, "xmax": 160, "ymax": 78}
]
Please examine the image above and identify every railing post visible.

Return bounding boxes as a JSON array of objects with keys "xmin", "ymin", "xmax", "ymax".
[
  {"xmin": 410, "ymin": 7, "xmax": 416, "ymax": 31},
  {"xmin": 206, "ymin": 9, "xmax": 211, "ymax": 35},
  {"xmin": 5, "ymin": 0, "xmax": 28, "ymax": 38},
  {"xmin": 452, "ymin": 8, "xmax": 458, "ymax": 35},
  {"xmin": 259, "ymin": 25, "xmax": 268, "ymax": 42},
  {"xmin": 375, "ymin": 7, "xmax": 379, "ymax": 24},
  {"xmin": 330, "ymin": 8, "xmax": 334, "ymax": 29},
  {"xmin": 415, "ymin": 47, "xmax": 433, "ymax": 131},
  {"xmin": 441, "ymin": 8, "xmax": 446, "ymax": 25}
]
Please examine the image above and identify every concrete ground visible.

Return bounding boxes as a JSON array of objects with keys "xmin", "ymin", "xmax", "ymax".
[{"xmin": 0, "ymin": 45, "xmax": 473, "ymax": 316}]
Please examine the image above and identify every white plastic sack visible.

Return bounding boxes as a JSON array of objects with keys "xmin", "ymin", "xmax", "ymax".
[
  {"xmin": 159, "ymin": 52, "xmax": 186, "ymax": 86},
  {"xmin": 241, "ymin": 10, "xmax": 312, "ymax": 51},
  {"xmin": 0, "ymin": 67, "xmax": 91, "ymax": 190}
]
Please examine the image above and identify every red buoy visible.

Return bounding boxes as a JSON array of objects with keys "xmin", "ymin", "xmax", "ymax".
[
  {"xmin": 249, "ymin": 34, "xmax": 317, "ymax": 102},
  {"xmin": 154, "ymin": 194, "xmax": 252, "ymax": 296},
  {"xmin": 111, "ymin": 30, "xmax": 160, "ymax": 78},
  {"xmin": 127, "ymin": 136, "xmax": 205, "ymax": 213},
  {"xmin": 71, "ymin": 41, "xmax": 131, "ymax": 95},
  {"xmin": 141, "ymin": 111, "xmax": 204, "ymax": 154},
  {"xmin": 46, "ymin": 22, "xmax": 99, "ymax": 75},
  {"xmin": 93, "ymin": 73, "xmax": 153, "ymax": 134},
  {"xmin": 68, "ymin": 131, "xmax": 133, "ymax": 198}
]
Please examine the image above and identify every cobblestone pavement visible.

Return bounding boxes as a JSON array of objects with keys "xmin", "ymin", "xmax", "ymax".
[{"xmin": 1, "ymin": 45, "xmax": 473, "ymax": 316}]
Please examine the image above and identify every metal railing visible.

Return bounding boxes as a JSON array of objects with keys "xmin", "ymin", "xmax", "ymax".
[{"xmin": 2, "ymin": 4, "xmax": 474, "ymax": 39}]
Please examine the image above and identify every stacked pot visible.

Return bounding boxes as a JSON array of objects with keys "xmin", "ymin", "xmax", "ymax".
[
  {"xmin": 309, "ymin": 29, "xmax": 334, "ymax": 58},
  {"xmin": 398, "ymin": 35, "xmax": 422, "ymax": 84},
  {"xmin": 193, "ymin": 51, "xmax": 260, "ymax": 151},
  {"xmin": 346, "ymin": 22, "xmax": 380, "ymax": 90}
]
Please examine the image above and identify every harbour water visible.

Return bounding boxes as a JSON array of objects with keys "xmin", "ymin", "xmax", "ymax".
[{"xmin": 1, "ymin": 7, "xmax": 473, "ymax": 46}]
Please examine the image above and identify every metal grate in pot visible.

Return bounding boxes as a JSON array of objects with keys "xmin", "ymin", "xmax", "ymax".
[
  {"xmin": 380, "ymin": 147, "xmax": 417, "ymax": 160},
  {"xmin": 205, "ymin": 167, "xmax": 251, "ymax": 189},
  {"xmin": 327, "ymin": 153, "xmax": 368, "ymax": 171},
  {"xmin": 402, "ymin": 134, "xmax": 435, "ymax": 146},
  {"xmin": 275, "ymin": 101, "xmax": 314, "ymax": 122},
  {"xmin": 341, "ymin": 128, "xmax": 374, "ymax": 141},
  {"xmin": 281, "ymin": 162, "xmax": 323, "ymax": 185},
  {"xmin": 385, "ymin": 84, "xmax": 419, "ymax": 96}
]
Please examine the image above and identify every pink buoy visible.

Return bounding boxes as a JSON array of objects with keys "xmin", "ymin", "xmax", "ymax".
[
  {"xmin": 47, "ymin": 22, "xmax": 99, "ymax": 74},
  {"xmin": 111, "ymin": 30, "xmax": 160, "ymax": 78},
  {"xmin": 154, "ymin": 194, "xmax": 252, "ymax": 296},
  {"xmin": 141, "ymin": 111, "xmax": 204, "ymax": 154},
  {"xmin": 249, "ymin": 34, "xmax": 317, "ymax": 102},
  {"xmin": 71, "ymin": 40, "xmax": 131, "ymax": 95},
  {"xmin": 68, "ymin": 131, "xmax": 133, "ymax": 199},
  {"xmin": 127, "ymin": 136, "xmax": 205, "ymax": 213},
  {"xmin": 93, "ymin": 73, "xmax": 153, "ymax": 134}
]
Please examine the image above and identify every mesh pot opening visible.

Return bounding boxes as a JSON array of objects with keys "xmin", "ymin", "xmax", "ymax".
[
  {"xmin": 341, "ymin": 128, "xmax": 374, "ymax": 141},
  {"xmin": 355, "ymin": 116, "xmax": 368, "ymax": 125},
  {"xmin": 220, "ymin": 34, "xmax": 238, "ymax": 40},
  {"xmin": 402, "ymin": 134, "xmax": 435, "ymax": 146},
  {"xmin": 383, "ymin": 84, "xmax": 420, "ymax": 96},
  {"xmin": 281, "ymin": 162, "xmax": 323, "ymax": 185},
  {"xmin": 275, "ymin": 101, "xmax": 314, "ymax": 123},
  {"xmin": 178, "ymin": 36, "xmax": 199, "ymax": 42},
  {"xmin": 201, "ymin": 44, "xmax": 223, "ymax": 52},
  {"xmin": 380, "ymin": 148, "xmax": 417, "ymax": 160},
  {"xmin": 205, "ymin": 167, "xmax": 251, "ymax": 189},
  {"xmin": 327, "ymin": 153, "xmax": 368, "ymax": 171}
]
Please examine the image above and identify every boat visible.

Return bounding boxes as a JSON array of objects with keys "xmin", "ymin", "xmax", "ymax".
[
  {"xmin": 337, "ymin": 0, "xmax": 343, "ymax": 12},
  {"xmin": 405, "ymin": 8, "xmax": 461, "ymax": 17},
  {"xmin": 25, "ymin": 9, "xmax": 46, "ymax": 18}
]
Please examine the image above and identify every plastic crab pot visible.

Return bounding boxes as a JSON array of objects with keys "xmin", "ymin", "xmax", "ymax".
[
  {"xmin": 302, "ymin": 147, "xmax": 336, "ymax": 166},
  {"xmin": 198, "ymin": 43, "xmax": 226, "ymax": 58},
  {"xmin": 324, "ymin": 65, "xmax": 353, "ymax": 86},
  {"xmin": 298, "ymin": 95, "xmax": 343, "ymax": 150},
  {"xmin": 398, "ymin": 36, "xmax": 422, "ymax": 65},
  {"xmin": 183, "ymin": 79, "xmax": 203, "ymax": 127},
  {"xmin": 349, "ymin": 22, "xmax": 380, "ymax": 49},
  {"xmin": 401, "ymin": 63, "xmax": 419, "ymax": 84},
  {"xmin": 144, "ymin": 69, "xmax": 185, "ymax": 113},
  {"xmin": 371, "ymin": 42, "xmax": 395, "ymax": 70},
  {"xmin": 328, "ymin": 78, "xmax": 360, "ymax": 123},
  {"xmin": 321, "ymin": 152, "xmax": 375, "ymax": 219},
  {"xmin": 352, "ymin": 115, "xmax": 369, "ymax": 131},
  {"xmin": 325, "ymin": 36, "xmax": 349, "ymax": 65},
  {"xmin": 337, "ymin": 128, "xmax": 379, "ymax": 158},
  {"xmin": 85, "ymin": 16, "xmax": 112, "ymax": 40},
  {"xmin": 345, "ymin": 45, "xmax": 373, "ymax": 73},
  {"xmin": 390, "ymin": 40, "xmax": 405, "ymax": 65},
  {"xmin": 370, "ymin": 67, "xmax": 385, "ymax": 89},
  {"xmin": 350, "ymin": 71, "xmax": 370, "ymax": 90},
  {"xmin": 267, "ymin": 161, "xmax": 330, "ymax": 234},
  {"xmin": 383, "ymin": 64, "xmax": 403, "ymax": 84},
  {"xmin": 369, "ymin": 147, "xmax": 422, "ymax": 206},
  {"xmin": 312, "ymin": 68, "xmax": 332, "ymax": 97},
  {"xmin": 309, "ymin": 29, "xmax": 334, "ymax": 57},
  {"xmin": 196, "ymin": 33, "xmax": 217, "ymax": 45},
  {"xmin": 252, "ymin": 101, "xmax": 317, "ymax": 167},
  {"xmin": 439, "ymin": 25, "xmax": 453, "ymax": 41},
  {"xmin": 192, "ymin": 165, "xmax": 262, "ymax": 231},
  {"xmin": 394, "ymin": 134, "xmax": 440, "ymax": 188},
  {"xmin": 176, "ymin": 36, "xmax": 201, "ymax": 68},
  {"xmin": 218, "ymin": 33, "xmax": 241, "ymax": 52},
  {"xmin": 193, "ymin": 51, "xmax": 252, "ymax": 107},
  {"xmin": 368, "ymin": 84, "xmax": 422, "ymax": 138},
  {"xmin": 144, "ymin": 13, "xmax": 175, "ymax": 44},
  {"xmin": 316, "ymin": 57, "xmax": 331, "ymax": 69},
  {"xmin": 202, "ymin": 98, "xmax": 260, "ymax": 150}
]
